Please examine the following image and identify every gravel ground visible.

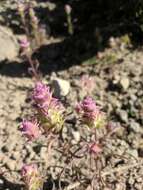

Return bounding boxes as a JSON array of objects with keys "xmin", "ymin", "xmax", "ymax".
[
  {"xmin": 0, "ymin": 44, "xmax": 143, "ymax": 190},
  {"xmin": 0, "ymin": 1, "xmax": 143, "ymax": 190}
]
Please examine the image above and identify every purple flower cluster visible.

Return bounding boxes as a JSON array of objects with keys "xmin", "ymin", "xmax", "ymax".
[
  {"xmin": 76, "ymin": 97, "xmax": 100, "ymax": 119},
  {"xmin": 20, "ymin": 119, "xmax": 40, "ymax": 141},
  {"xmin": 20, "ymin": 82, "xmax": 64, "ymax": 141},
  {"xmin": 32, "ymin": 82, "xmax": 64, "ymax": 112},
  {"xmin": 21, "ymin": 164, "xmax": 38, "ymax": 177},
  {"xmin": 76, "ymin": 97, "xmax": 105, "ymax": 128},
  {"xmin": 32, "ymin": 82, "xmax": 52, "ymax": 109},
  {"xmin": 32, "ymin": 82, "xmax": 64, "ymax": 132},
  {"xmin": 21, "ymin": 164, "xmax": 43, "ymax": 190}
]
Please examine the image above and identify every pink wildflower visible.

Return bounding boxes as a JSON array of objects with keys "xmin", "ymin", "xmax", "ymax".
[
  {"xmin": 89, "ymin": 143, "xmax": 102, "ymax": 154},
  {"xmin": 80, "ymin": 75, "xmax": 95, "ymax": 94},
  {"xmin": 32, "ymin": 15, "xmax": 39, "ymax": 25},
  {"xmin": 20, "ymin": 119, "xmax": 40, "ymax": 141},
  {"xmin": 32, "ymin": 82, "xmax": 65, "ymax": 132},
  {"xmin": 32, "ymin": 82, "xmax": 52, "ymax": 108},
  {"xmin": 19, "ymin": 37, "xmax": 30, "ymax": 49},
  {"xmin": 65, "ymin": 4, "xmax": 72, "ymax": 15},
  {"xmin": 76, "ymin": 97, "xmax": 105, "ymax": 128},
  {"xmin": 76, "ymin": 97, "xmax": 100, "ymax": 119},
  {"xmin": 21, "ymin": 164, "xmax": 43, "ymax": 190},
  {"xmin": 29, "ymin": 7, "xmax": 39, "ymax": 28},
  {"xmin": 21, "ymin": 164, "xmax": 38, "ymax": 177}
]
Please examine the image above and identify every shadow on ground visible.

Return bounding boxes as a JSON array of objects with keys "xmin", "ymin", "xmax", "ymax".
[
  {"xmin": 0, "ymin": 174, "xmax": 69, "ymax": 190},
  {"xmin": 0, "ymin": 0, "xmax": 143, "ymax": 77},
  {"xmin": 0, "ymin": 175, "xmax": 23, "ymax": 190}
]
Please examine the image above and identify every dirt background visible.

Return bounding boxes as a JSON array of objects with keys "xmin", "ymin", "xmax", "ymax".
[{"xmin": 0, "ymin": 1, "xmax": 143, "ymax": 190}]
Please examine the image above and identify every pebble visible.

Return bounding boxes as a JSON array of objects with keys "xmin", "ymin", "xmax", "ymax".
[
  {"xmin": 130, "ymin": 120, "xmax": 142, "ymax": 133},
  {"xmin": 120, "ymin": 77, "xmax": 130, "ymax": 90},
  {"xmin": 11, "ymin": 151, "xmax": 21, "ymax": 160},
  {"xmin": 71, "ymin": 130, "xmax": 80, "ymax": 144},
  {"xmin": 117, "ymin": 109, "xmax": 128, "ymax": 123},
  {"xmin": 51, "ymin": 78, "xmax": 70, "ymax": 97},
  {"xmin": 5, "ymin": 159, "xmax": 16, "ymax": 171},
  {"xmin": 62, "ymin": 126, "xmax": 68, "ymax": 140},
  {"xmin": 40, "ymin": 147, "xmax": 48, "ymax": 160},
  {"xmin": 127, "ymin": 149, "xmax": 138, "ymax": 159},
  {"xmin": 116, "ymin": 126, "xmax": 125, "ymax": 137},
  {"xmin": 0, "ymin": 26, "xmax": 19, "ymax": 61},
  {"xmin": 130, "ymin": 94, "xmax": 137, "ymax": 102}
]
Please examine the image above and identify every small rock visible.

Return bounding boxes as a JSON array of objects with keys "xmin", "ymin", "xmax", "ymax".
[
  {"xmin": 62, "ymin": 126, "xmax": 68, "ymax": 140},
  {"xmin": 113, "ymin": 74, "xmax": 120, "ymax": 84},
  {"xmin": 130, "ymin": 120, "xmax": 142, "ymax": 133},
  {"xmin": 5, "ymin": 159, "xmax": 16, "ymax": 171},
  {"xmin": 116, "ymin": 127, "xmax": 125, "ymax": 137},
  {"xmin": 72, "ymin": 130, "xmax": 80, "ymax": 143},
  {"xmin": 11, "ymin": 151, "xmax": 21, "ymax": 160},
  {"xmin": 0, "ymin": 179, "xmax": 4, "ymax": 185},
  {"xmin": 130, "ymin": 94, "xmax": 137, "ymax": 102},
  {"xmin": 127, "ymin": 149, "xmax": 138, "ymax": 159},
  {"xmin": 128, "ymin": 175, "xmax": 135, "ymax": 185},
  {"xmin": 40, "ymin": 147, "xmax": 48, "ymax": 160},
  {"xmin": 0, "ymin": 26, "xmax": 19, "ymax": 61},
  {"xmin": 116, "ymin": 183, "xmax": 126, "ymax": 190},
  {"xmin": 120, "ymin": 77, "xmax": 130, "ymax": 90},
  {"xmin": 2, "ymin": 142, "xmax": 16, "ymax": 152},
  {"xmin": 109, "ymin": 96, "xmax": 121, "ymax": 108},
  {"xmin": 51, "ymin": 78, "xmax": 70, "ymax": 97},
  {"xmin": 117, "ymin": 109, "xmax": 128, "ymax": 123},
  {"xmin": 108, "ymin": 37, "xmax": 116, "ymax": 48},
  {"xmin": 15, "ymin": 161, "xmax": 23, "ymax": 171}
]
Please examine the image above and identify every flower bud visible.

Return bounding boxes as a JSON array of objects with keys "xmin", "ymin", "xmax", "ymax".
[
  {"xmin": 65, "ymin": 4, "xmax": 72, "ymax": 15},
  {"xmin": 29, "ymin": 7, "xmax": 39, "ymax": 28},
  {"xmin": 17, "ymin": 1, "xmax": 25, "ymax": 14},
  {"xmin": 19, "ymin": 37, "xmax": 30, "ymax": 49}
]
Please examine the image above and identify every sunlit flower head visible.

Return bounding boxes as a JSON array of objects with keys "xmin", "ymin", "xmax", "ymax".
[
  {"xmin": 32, "ymin": 82, "xmax": 52, "ymax": 108},
  {"xmin": 20, "ymin": 119, "xmax": 40, "ymax": 141},
  {"xmin": 76, "ymin": 97, "xmax": 105, "ymax": 128},
  {"xmin": 21, "ymin": 164, "xmax": 38, "ymax": 177},
  {"xmin": 32, "ymin": 82, "xmax": 65, "ymax": 133}
]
